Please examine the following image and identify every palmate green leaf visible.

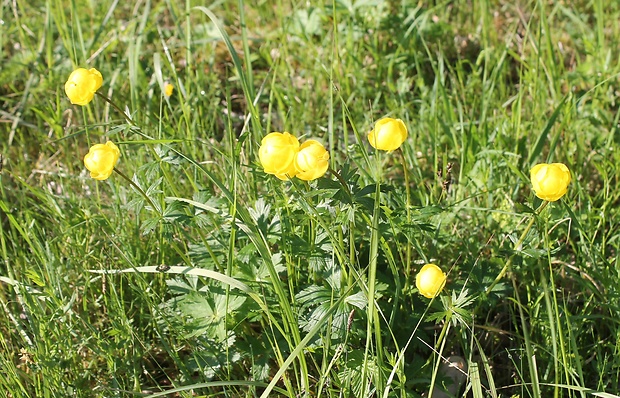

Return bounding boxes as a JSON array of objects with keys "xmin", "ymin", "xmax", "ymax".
[
  {"xmin": 308, "ymin": 231, "xmax": 336, "ymax": 276},
  {"xmin": 301, "ymin": 300, "xmax": 350, "ymax": 339},
  {"xmin": 144, "ymin": 176, "xmax": 164, "ymax": 198},
  {"xmin": 140, "ymin": 216, "xmax": 160, "ymax": 235},
  {"xmin": 519, "ymin": 248, "xmax": 547, "ymax": 259},
  {"xmin": 153, "ymin": 144, "xmax": 185, "ymax": 166},
  {"xmin": 258, "ymin": 285, "xmax": 352, "ymax": 398},
  {"xmin": 296, "ymin": 284, "xmax": 361, "ymax": 339},
  {"xmin": 177, "ymin": 288, "xmax": 247, "ymax": 340},
  {"xmin": 323, "ymin": 261, "xmax": 341, "ymax": 291},
  {"xmin": 246, "ymin": 198, "xmax": 282, "ymax": 242},
  {"xmin": 308, "ymin": 250, "xmax": 334, "ymax": 276},
  {"xmin": 180, "ymin": 289, "xmax": 247, "ymax": 321},
  {"xmin": 162, "ymin": 199, "xmax": 191, "ymax": 222},
  {"xmin": 345, "ymin": 291, "xmax": 367, "ymax": 310},
  {"xmin": 318, "ymin": 163, "xmax": 362, "ymax": 205},
  {"xmin": 89, "ymin": 266, "xmax": 262, "ymax": 307},
  {"xmin": 247, "ymin": 197, "xmax": 271, "ymax": 225},
  {"xmin": 186, "ymin": 332, "xmax": 241, "ymax": 379},
  {"xmin": 165, "ymin": 277, "xmax": 196, "ymax": 295},
  {"xmin": 236, "ymin": 246, "xmax": 285, "ymax": 284},
  {"xmin": 355, "ymin": 184, "xmax": 377, "ymax": 199},
  {"xmin": 289, "ymin": 7, "xmax": 324, "ymax": 38},
  {"xmin": 128, "ymin": 173, "xmax": 162, "ymax": 214},
  {"xmin": 177, "ymin": 292, "xmax": 225, "ymax": 337},
  {"xmin": 446, "ymin": 290, "xmax": 474, "ymax": 326},
  {"xmin": 337, "ymin": 350, "xmax": 378, "ymax": 398},
  {"xmin": 188, "ymin": 242, "xmax": 226, "ymax": 269},
  {"xmin": 122, "ymin": 196, "xmax": 144, "ymax": 215},
  {"xmin": 296, "ymin": 285, "xmax": 332, "ymax": 309},
  {"xmin": 190, "ymin": 191, "xmax": 227, "ymax": 214},
  {"xmin": 135, "ymin": 199, "xmax": 175, "ymax": 235}
]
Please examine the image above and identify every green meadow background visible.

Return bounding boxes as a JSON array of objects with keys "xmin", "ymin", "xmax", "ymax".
[{"xmin": 2, "ymin": 0, "xmax": 620, "ymax": 397}]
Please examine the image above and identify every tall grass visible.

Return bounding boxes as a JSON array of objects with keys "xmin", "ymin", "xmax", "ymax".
[{"xmin": 2, "ymin": 0, "xmax": 620, "ymax": 397}]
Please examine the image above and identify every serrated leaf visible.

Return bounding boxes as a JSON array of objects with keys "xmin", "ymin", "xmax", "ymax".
[
  {"xmin": 145, "ymin": 177, "xmax": 164, "ymax": 197},
  {"xmin": 344, "ymin": 291, "xmax": 367, "ymax": 309},
  {"xmin": 324, "ymin": 262, "xmax": 341, "ymax": 290},
  {"xmin": 355, "ymin": 184, "xmax": 376, "ymax": 198},
  {"xmin": 165, "ymin": 278, "xmax": 195, "ymax": 294},
  {"xmin": 178, "ymin": 288, "xmax": 246, "ymax": 340},
  {"xmin": 140, "ymin": 217, "xmax": 161, "ymax": 235},
  {"xmin": 248, "ymin": 198, "xmax": 271, "ymax": 223},
  {"xmin": 296, "ymin": 285, "xmax": 332, "ymax": 308},
  {"xmin": 520, "ymin": 248, "xmax": 546, "ymax": 259},
  {"xmin": 514, "ymin": 203, "xmax": 535, "ymax": 214},
  {"xmin": 337, "ymin": 350, "xmax": 377, "ymax": 397}
]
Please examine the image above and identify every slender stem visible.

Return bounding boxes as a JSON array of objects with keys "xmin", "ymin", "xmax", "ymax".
[
  {"xmin": 113, "ymin": 168, "xmax": 161, "ymax": 216},
  {"xmin": 328, "ymin": 167, "xmax": 355, "ymax": 290},
  {"xmin": 485, "ymin": 201, "xmax": 549, "ymax": 295},
  {"xmin": 486, "ymin": 200, "xmax": 552, "ymax": 396},
  {"xmin": 398, "ymin": 148, "xmax": 412, "ymax": 289},
  {"xmin": 362, "ymin": 152, "xmax": 384, "ymax": 395},
  {"xmin": 96, "ymin": 92, "xmax": 169, "ymax": 219},
  {"xmin": 510, "ymin": 267, "xmax": 542, "ymax": 397},
  {"xmin": 96, "ymin": 92, "xmax": 136, "ymax": 126},
  {"xmin": 328, "ymin": 166, "xmax": 351, "ymax": 197},
  {"xmin": 428, "ymin": 312, "xmax": 452, "ymax": 398}
]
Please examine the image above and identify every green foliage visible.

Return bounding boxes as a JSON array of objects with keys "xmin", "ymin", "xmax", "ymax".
[{"xmin": 2, "ymin": 0, "xmax": 620, "ymax": 397}]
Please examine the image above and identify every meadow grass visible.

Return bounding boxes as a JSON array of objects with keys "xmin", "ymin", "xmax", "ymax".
[{"xmin": 2, "ymin": 0, "xmax": 620, "ymax": 397}]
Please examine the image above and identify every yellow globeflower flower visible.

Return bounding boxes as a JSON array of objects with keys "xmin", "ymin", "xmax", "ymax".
[
  {"xmin": 65, "ymin": 68, "xmax": 103, "ymax": 106},
  {"xmin": 294, "ymin": 140, "xmax": 330, "ymax": 181},
  {"xmin": 258, "ymin": 132, "xmax": 300, "ymax": 180},
  {"xmin": 416, "ymin": 264, "xmax": 447, "ymax": 299},
  {"xmin": 84, "ymin": 141, "xmax": 120, "ymax": 180},
  {"xmin": 368, "ymin": 117, "xmax": 408, "ymax": 151},
  {"xmin": 530, "ymin": 163, "xmax": 571, "ymax": 202},
  {"xmin": 164, "ymin": 82, "xmax": 174, "ymax": 97}
]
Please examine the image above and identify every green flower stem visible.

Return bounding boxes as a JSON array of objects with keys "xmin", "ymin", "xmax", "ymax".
[
  {"xmin": 96, "ymin": 91, "xmax": 136, "ymax": 126},
  {"xmin": 113, "ymin": 168, "xmax": 161, "ymax": 216},
  {"xmin": 329, "ymin": 166, "xmax": 357, "ymax": 287},
  {"xmin": 428, "ymin": 311, "xmax": 452, "ymax": 398},
  {"xmin": 485, "ymin": 199, "xmax": 551, "ymax": 398},
  {"xmin": 510, "ymin": 270, "xmax": 541, "ymax": 397},
  {"xmin": 361, "ymin": 153, "xmax": 385, "ymax": 396},
  {"xmin": 485, "ymin": 201, "xmax": 549, "ymax": 295},
  {"xmin": 96, "ymin": 93, "xmax": 170, "ymax": 219},
  {"xmin": 540, "ymin": 260, "xmax": 560, "ymax": 398},
  {"xmin": 398, "ymin": 149, "xmax": 412, "ymax": 290},
  {"xmin": 541, "ymin": 215, "xmax": 566, "ymax": 398},
  {"xmin": 328, "ymin": 166, "xmax": 352, "ymax": 197}
]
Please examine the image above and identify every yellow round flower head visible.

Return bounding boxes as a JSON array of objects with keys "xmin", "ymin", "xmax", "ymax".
[
  {"xmin": 416, "ymin": 263, "xmax": 447, "ymax": 299},
  {"xmin": 84, "ymin": 141, "xmax": 120, "ymax": 181},
  {"xmin": 164, "ymin": 83, "xmax": 174, "ymax": 97},
  {"xmin": 368, "ymin": 117, "xmax": 408, "ymax": 151},
  {"xmin": 294, "ymin": 140, "xmax": 330, "ymax": 181},
  {"xmin": 530, "ymin": 163, "xmax": 571, "ymax": 202},
  {"xmin": 65, "ymin": 68, "xmax": 103, "ymax": 106},
  {"xmin": 258, "ymin": 132, "xmax": 300, "ymax": 180}
]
